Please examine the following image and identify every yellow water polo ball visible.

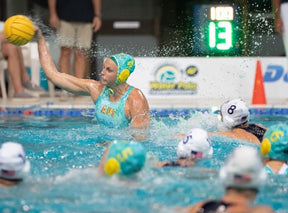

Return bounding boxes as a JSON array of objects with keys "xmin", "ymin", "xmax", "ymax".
[{"xmin": 4, "ymin": 15, "xmax": 35, "ymax": 46}]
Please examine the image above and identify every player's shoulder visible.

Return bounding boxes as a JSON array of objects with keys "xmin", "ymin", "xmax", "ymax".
[
  {"xmin": 129, "ymin": 86, "xmax": 146, "ymax": 98},
  {"xmin": 250, "ymin": 205, "xmax": 274, "ymax": 213}
]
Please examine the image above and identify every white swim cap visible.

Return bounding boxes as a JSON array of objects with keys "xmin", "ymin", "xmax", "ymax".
[
  {"xmin": 177, "ymin": 128, "xmax": 213, "ymax": 160},
  {"xmin": 219, "ymin": 146, "xmax": 266, "ymax": 189},
  {"xmin": 0, "ymin": 142, "xmax": 30, "ymax": 180},
  {"xmin": 220, "ymin": 99, "xmax": 250, "ymax": 129}
]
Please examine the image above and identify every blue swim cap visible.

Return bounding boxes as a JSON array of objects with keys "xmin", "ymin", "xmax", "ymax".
[
  {"xmin": 104, "ymin": 141, "xmax": 146, "ymax": 176},
  {"xmin": 109, "ymin": 53, "xmax": 135, "ymax": 85},
  {"xmin": 261, "ymin": 124, "xmax": 288, "ymax": 161}
]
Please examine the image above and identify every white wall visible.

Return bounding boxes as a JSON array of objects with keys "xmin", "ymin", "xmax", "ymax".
[{"xmin": 127, "ymin": 57, "xmax": 288, "ymax": 107}]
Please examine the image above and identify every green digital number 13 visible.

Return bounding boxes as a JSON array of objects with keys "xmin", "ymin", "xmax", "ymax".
[{"xmin": 209, "ymin": 21, "xmax": 232, "ymax": 50}]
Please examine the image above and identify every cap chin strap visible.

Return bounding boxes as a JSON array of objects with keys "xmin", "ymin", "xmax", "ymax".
[
  {"xmin": 107, "ymin": 80, "xmax": 118, "ymax": 96},
  {"xmin": 234, "ymin": 121, "xmax": 249, "ymax": 128},
  {"xmin": 108, "ymin": 87, "xmax": 115, "ymax": 96},
  {"xmin": 108, "ymin": 80, "xmax": 126, "ymax": 96}
]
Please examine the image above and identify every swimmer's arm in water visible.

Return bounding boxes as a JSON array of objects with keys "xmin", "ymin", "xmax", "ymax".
[
  {"xmin": 251, "ymin": 206, "xmax": 275, "ymax": 213},
  {"xmin": 98, "ymin": 147, "xmax": 109, "ymax": 176},
  {"xmin": 36, "ymin": 29, "xmax": 103, "ymax": 96},
  {"xmin": 127, "ymin": 88, "xmax": 150, "ymax": 141},
  {"xmin": 153, "ymin": 161, "xmax": 171, "ymax": 168},
  {"xmin": 209, "ymin": 129, "xmax": 260, "ymax": 144},
  {"xmin": 178, "ymin": 201, "xmax": 206, "ymax": 213},
  {"xmin": 176, "ymin": 130, "xmax": 230, "ymax": 139},
  {"xmin": 174, "ymin": 133, "xmax": 186, "ymax": 138}
]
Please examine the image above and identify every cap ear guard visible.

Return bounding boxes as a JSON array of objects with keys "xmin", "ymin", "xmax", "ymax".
[
  {"xmin": 109, "ymin": 53, "xmax": 135, "ymax": 85},
  {"xmin": 104, "ymin": 158, "xmax": 120, "ymax": 176},
  {"xmin": 117, "ymin": 69, "xmax": 130, "ymax": 83}
]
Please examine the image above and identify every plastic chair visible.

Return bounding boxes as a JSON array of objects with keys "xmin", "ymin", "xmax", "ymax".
[
  {"xmin": 21, "ymin": 42, "xmax": 55, "ymax": 98},
  {"xmin": 0, "ymin": 19, "xmax": 54, "ymax": 99},
  {"xmin": 0, "ymin": 21, "xmax": 7, "ymax": 99},
  {"xmin": 0, "ymin": 41, "xmax": 55, "ymax": 99},
  {"xmin": 0, "ymin": 58, "xmax": 7, "ymax": 99}
]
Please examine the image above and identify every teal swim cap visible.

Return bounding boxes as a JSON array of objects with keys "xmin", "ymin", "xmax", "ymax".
[
  {"xmin": 104, "ymin": 141, "xmax": 146, "ymax": 176},
  {"xmin": 261, "ymin": 124, "xmax": 288, "ymax": 161},
  {"xmin": 109, "ymin": 53, "xmax": 135, "ymax": 85}
]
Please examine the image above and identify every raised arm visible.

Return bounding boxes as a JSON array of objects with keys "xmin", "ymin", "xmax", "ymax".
[
  {"xmin": 210, "ymin": 128, "xmax": 261, "ymax": 144},
  {"xmin": 98, "ymin": 147, "xmax": 109, "ymax": 176},
  {"xmin": 272, "ymin": 0, "xmax": 283, "ymax": 34},
  {"xmin": 36, "ymin": 30, "xmax": 103, "ymax": 97}
]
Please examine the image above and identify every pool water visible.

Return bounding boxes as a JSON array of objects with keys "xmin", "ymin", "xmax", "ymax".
[{"xmin": 0, "ymin": 111, "xmax": 288, "ymax": 212}]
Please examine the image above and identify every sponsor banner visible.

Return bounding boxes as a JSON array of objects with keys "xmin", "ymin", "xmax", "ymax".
[{"xmin": 127, "ymin": 57, "xmax": 288, "ymax": 101}]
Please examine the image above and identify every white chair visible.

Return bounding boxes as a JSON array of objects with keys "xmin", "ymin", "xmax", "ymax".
[
  {"xmin": 0, "ymin": 19, "xmax": 54, "ymax": 99},
  {"xmin": 0, "ymin": 58, "xmax": 7, "ymax": 99},
  {"xmin": 21, "ymin": 42, "xmax": 55, "ymax": 98},
  {"xmin": 0, "ymin": 21, "xmax": 7, "ymax": 99},
  {"xmin": 0, "ymin": 41, "xmax": 55, "ymax": 99}
]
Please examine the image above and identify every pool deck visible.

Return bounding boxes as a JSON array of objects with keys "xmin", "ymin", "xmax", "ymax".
[
  {"xmin": 0, "ymin": 95, "xmax": 95, "ymax": 109},
  {"xmin": 0, "ymin": 91, "xmax": 288, "ymax": 110}
]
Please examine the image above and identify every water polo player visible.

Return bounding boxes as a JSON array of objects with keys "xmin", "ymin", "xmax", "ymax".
[
  {"xmin": 182, "ymin": 146, "xmax": 274, "ymax": 213},
  {"xmin": 98, "ymin": 141, "xmax": 146, "ymax": 177},
  {"xmin": 154, "ymin": 128, "xmax": 213, "ymax": 167},
  {"xmin": 0, "ymin": 142, "xmax": 30, "ymax": 187},
  {"xmin": 213, "ymin": 98, "xmax": 267, "ymax": 144},
  {"xmin": 35, "ymin": 28, "xmax": 150, "ymax": 141},
  {"xmin": 261, "ymin": 124, "xmax": 288, "ymax": 175}
]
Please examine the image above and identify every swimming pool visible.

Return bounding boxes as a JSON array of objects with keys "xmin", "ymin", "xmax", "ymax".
[{"xmin": 0, "ymin": 108, "xmax": 288, "ymax": 212}]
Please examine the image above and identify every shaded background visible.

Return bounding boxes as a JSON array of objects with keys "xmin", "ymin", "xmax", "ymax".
[{"xmin": 0, "ymin": 0, "xmax": 285, "ymax": 79}]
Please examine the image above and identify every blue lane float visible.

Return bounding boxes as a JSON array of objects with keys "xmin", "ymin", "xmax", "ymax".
[{"xmin": 1, "ymin": 107, "xmax": 288, "ymax": 117}]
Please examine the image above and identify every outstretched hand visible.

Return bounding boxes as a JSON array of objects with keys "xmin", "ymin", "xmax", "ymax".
[{"xmin": 33, "ymin": 26, "xmax": 43, "ymax": 41}]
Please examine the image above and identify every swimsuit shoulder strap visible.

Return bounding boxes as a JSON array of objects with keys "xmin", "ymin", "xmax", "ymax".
[
  {"xmin": 242, "ymin": 123, "xmax": 266, "ymax": 142},
  {"xmin": 199, "ymin": 200, "xmax": 233, "ymax": 213},
  {"xmin": 278, "ymin": 163, "xmax": 288, "ymax": 174},
  {"xmin": 265, "ymin": 165, "xmax": 275, "ymax": 174}
]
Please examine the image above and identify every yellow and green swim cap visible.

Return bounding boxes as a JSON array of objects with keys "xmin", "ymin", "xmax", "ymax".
[
  {"xmin": 261, "ymin": 124, "xmax": 288, "ymax": 161},
  {"xmin": 104, "ymin": 141, "xmax": 146, "ymax": 176},
  {"xmin": 109, "ymin": 53, "xmax": 135, "ymax": 85}
]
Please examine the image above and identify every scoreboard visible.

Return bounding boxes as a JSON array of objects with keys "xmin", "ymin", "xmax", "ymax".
[{"xmin": 192, "ymin": 4, "xmax": 242, "ymax": 56}]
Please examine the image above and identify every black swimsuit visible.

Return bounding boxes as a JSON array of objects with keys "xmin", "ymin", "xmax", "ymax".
[
  {"xmin": 198, "ymin": 200, "xmax": 233, "ymax": 213},
  {"xmin": 162, "ymin": 161, "xmax": 181, "ymax": 167},
  {"xmin": 242, "ymin": 123, "xmax": 266, "ymax": 142}
]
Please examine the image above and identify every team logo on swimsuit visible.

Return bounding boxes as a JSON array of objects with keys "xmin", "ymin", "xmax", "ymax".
[{"xmin": 101, "ymin": 105, "xmax": 116, "ymax": 117}]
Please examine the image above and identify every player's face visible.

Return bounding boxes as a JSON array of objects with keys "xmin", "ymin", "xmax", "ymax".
[{"xmin": 100, "ymin": 58, "xmax": 118, "ymax": 86}]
